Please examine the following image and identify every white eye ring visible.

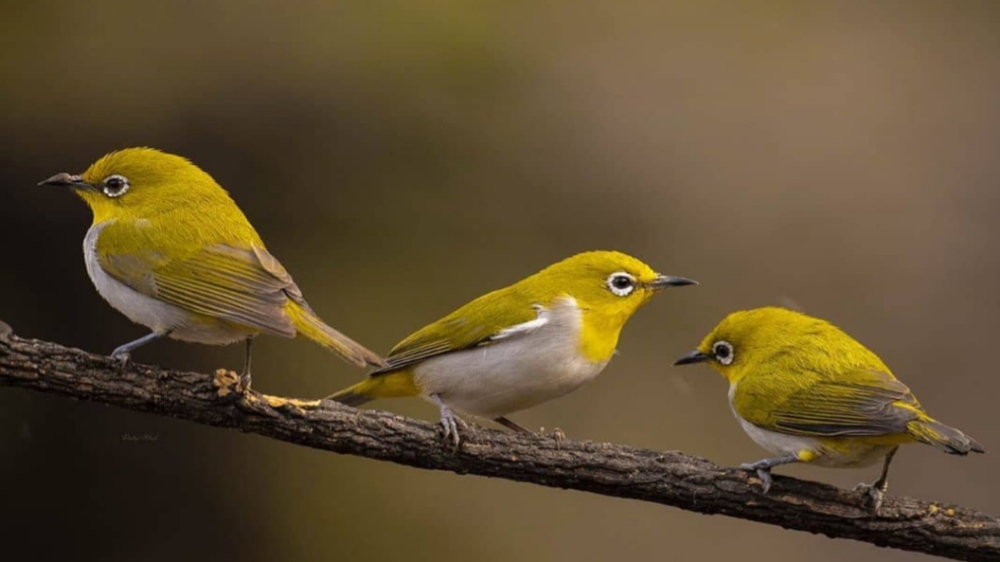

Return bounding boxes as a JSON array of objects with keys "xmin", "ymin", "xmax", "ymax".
[
  {"xmin": 713, "ymin": 340, "xmax": 734, "ymax": 365},
  {"xmin": 102, "ymin": 174, "xmax": 130, "ymax": 198},
  {"xmin": 606, "ymin": 271, "xmax": 636, "ymax": 297}
]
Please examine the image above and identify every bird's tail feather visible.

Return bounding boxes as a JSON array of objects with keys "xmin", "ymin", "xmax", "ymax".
[
  {"xmin": 286, "ymin": 303, "xmax": 385, "ymax": 369},
  {"xmin": 325, "ymin": 372, "xmax": 420, "ymax": 405},
  {"xmin": 907, "ymin": 417, "xmax": 985, "ymax": 455}
]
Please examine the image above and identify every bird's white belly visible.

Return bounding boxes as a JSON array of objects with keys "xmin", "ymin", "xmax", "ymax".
[
  {"xmin": 729, "ymin": 383, "xmax": 894, "ymax": 468},
  {"xmin": 84, "ymin": 222, "xmax": 248, "ymax": 345},
  {"xmin": 412, "ymin": 297, "xmax": 608, "ymax": 419},
  {"xmin": 735, "ymin": 414, "xmax": 820, "ymax": 459}
]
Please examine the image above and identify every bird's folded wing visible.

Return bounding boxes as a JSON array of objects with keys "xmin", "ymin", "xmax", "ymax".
[
  {"xmin": 372, "ymin": 287, "xmax": 539, "ymax": 375},
  {"xmin": 733, "ymin": 368, "xmax": 924, "ymax": 437},
  {"xmin": 99, "ymin": 243, "xmax": 300, "ymax": 337}
]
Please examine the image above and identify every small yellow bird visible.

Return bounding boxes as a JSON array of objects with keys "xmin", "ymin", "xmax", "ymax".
[
  {"xmin": 40, "ymin": 148, "xmax": 384, "ymax": 383},
  {"xmin": 675, "ymin": 307, "xmax": 984, "ymax": 511},
  {"xmin": 328, "ymin": 251, "xmax": 696, "ymax": 444}
]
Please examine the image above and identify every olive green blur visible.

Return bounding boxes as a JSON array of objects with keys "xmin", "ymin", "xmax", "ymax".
[{"xmin": 2, "ymin": 2, "xmax": 999, "ymax": 562}]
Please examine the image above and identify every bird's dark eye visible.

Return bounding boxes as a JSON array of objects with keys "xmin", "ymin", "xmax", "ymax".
[
  {"xmin": 606, "ymin": 272, "xmax": 636, "ymax": 296},
  {"xmin": 102, "ymin": 175, "xmax": 130, "ymax": 198},
  {"xmin": 713, "ymin": 341, "xmax": 735, "ymax": 365}
]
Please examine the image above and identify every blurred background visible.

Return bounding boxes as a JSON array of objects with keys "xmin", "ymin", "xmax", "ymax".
[{"xmin": 2, "ymin": 1, "xmax": 998, "ymax": 560}]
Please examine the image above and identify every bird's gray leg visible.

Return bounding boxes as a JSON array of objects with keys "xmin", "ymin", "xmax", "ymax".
[
  {"xmin": 112, "ymin": 331, "xmax": 168, "ymax": 366},
  {"xmin": 854, "ymin": 446, "xmax": 898, "ymax": 514},
  {"xmin": 240, "ymin": 338, "xmax": 254, "ymax": 388},
  {"xmin": 494, "ymin": 416, "xmax": 532, "ymax": 434},
  {"xmin": 740, "ymin": 455, "xmax": 800, "ymax": 494},
  {"xmin": 430, "ymin": 393, "xmax": 466, "ymax": 448}
]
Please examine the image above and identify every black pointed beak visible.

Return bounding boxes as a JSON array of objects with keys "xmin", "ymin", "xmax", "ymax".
[
  {"xmin": 648, "ymin": 275, "xmax": 698, "ymax": 290},
  {"xmin": 674, "ymin": 350, "xmax": 711, "ymax": 366},
  {"xmin": 38, "ymin": 173, "xmax": 90, "ymax": 189}
]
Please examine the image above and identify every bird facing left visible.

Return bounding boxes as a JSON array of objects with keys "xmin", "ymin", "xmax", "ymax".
[{"xmin": 40, "ymin": 147, "xmax": 385, "ymax": 385}]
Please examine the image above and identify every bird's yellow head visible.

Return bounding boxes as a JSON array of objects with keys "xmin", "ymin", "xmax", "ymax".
[
  {"xmin": 531, "ymin": 251, "xmax": 696, "ymax": 361},
  {"xmin": 39, "ymin": 147, "xmax": 236, "ymax": 225},
  {"xmin": 674, "ymin": 307, "xmax": 890, "ymax": 384},
  {"xmin": 535, "ymin": 251, "xmax": 696, "ymax": 320}
]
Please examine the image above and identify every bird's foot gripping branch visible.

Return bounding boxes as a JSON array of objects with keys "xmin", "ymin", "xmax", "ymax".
[{"xmin": 1, "ymin": 327, "xmax": 999, "ymax": 562}]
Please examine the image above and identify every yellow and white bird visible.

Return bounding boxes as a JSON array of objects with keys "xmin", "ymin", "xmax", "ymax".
[
  {"xmin": 328, "ymin": 251, "xmax": 696, "ymax": 444},
  {"xmin": 675, "ymin": 307, "xmax": 984, "ymax": 511},
  {"xmin": 41, "ymin": 148, "xmax": 384, "ymax": 384}
]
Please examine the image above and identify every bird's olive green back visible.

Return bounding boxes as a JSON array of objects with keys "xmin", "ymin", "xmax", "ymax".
[
  {"xmin": 702, "ymin": 307, "xmax": 931, "ymax": 437},
  {"xmin": 373, "ymin": 251, "xmax": 663, "ymax": 374},
  {"xmin": 732, "ymin": 367, "xmax": 925, "ymax": 437},
  {"xmin": 373, "ymin": 284, "xmax": 539, "ymax": 372},
  {"xmin": 97, "ymin": 228, "xmax": 302, "ymax": 337}
]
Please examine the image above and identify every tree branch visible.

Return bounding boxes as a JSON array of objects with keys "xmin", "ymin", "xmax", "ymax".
[{"xmin": 1, "ymin": 327, "xmax": 997, "ymax": 562}]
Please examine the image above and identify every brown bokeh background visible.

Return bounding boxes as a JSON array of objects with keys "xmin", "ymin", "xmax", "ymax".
[{"xmin": 2, "ymin": 2, "xmax": 998, "ymax": 561}]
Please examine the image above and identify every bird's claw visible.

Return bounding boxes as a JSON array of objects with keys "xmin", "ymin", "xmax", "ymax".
[
  {"xmin": 438, "ymin": 405, "xmax": 466, "ymax": 449},
  {"xmin": 549, "ymin": 427, "xmax": 566, "ymax": 441},
  {"xmin": 854, "ymin": 482, "xmax": 886, "ymax": 514},
  {"xmin": 429, "ymin": 394, "xmax": 467, "ymax": 449},
  {"xmin": 740, "ymin": 462, "xmax": 773, "ymax": 495},
  {"xmin": 111, "ymin": 350, "xmax": 132, "ymax": 373}
]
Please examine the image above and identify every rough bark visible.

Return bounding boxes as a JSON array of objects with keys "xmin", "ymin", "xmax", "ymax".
[{"xmin": 1, "ymin": 328, "xmax": 997, "ymax": 561}]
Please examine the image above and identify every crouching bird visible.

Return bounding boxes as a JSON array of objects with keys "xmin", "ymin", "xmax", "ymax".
[
  {"xmin": 328, "ymin": 251, "xmax": 696, "ymax": 445},
  {"xmin": 675, "ymin": 307, "xmax": 984, "ymax": 512},
  {"xmin": 40, "ymin": 147, "xmax": 384, "ymax": 385}
]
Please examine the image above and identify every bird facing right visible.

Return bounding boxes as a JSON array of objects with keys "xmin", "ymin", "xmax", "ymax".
[
  {"xmin": 674, "ymin": 307, "xmax": 984, "ymax": 512},
  {"xmin": 328, "ymin": 250, "xmax": 696, "ymax": 445}
]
